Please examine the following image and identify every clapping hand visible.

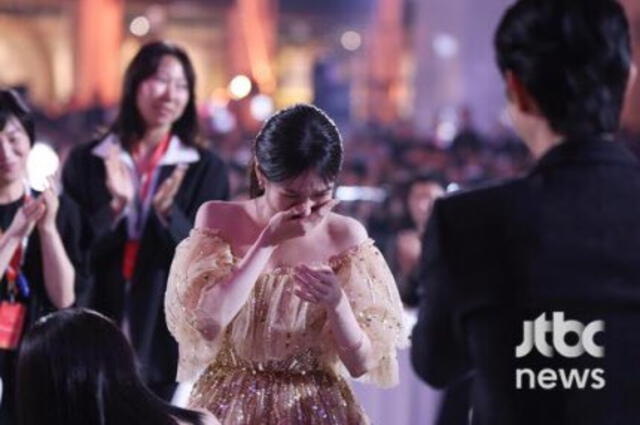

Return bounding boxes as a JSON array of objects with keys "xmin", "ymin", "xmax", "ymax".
[
  {"xmin": 7, "ymin": 197, "xmax": 45, "ymax": 239},
  {"xmin": 153, "ymin": 164, "xmax": 188, "ymax": 219},
  {"xmin": 104, "ymin": 145, "xmax": 134, "ymax": 214},
  {"xmin": 36, "ymin": 176, "xmax": 59, "ymax": 233}
]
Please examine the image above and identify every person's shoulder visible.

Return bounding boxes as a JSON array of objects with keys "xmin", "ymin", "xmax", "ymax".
[
  {"xmin": 188, "ymin": 147, "xmax": 228, "ymax": 185},
  {"xmin": 193, "ymin": 145, "xmax": 226, "ymax": 167},
  {"xmin": 74, "ymin": 137, "xmax": 105, "ymax": 153},
  {"xmin": 65, "ymin": 138, "xmax": 105, "ymax": 164},
  {"xmin": 437, "ymin": 177, "xmax": 526, "ymax": 216},
  {"xmin": 195, "ymin": 199, "xmax": 249, "ymax": 230},
  {"xmin": 326, "ymin": 212, "xmax": 369, "ymax": 253},
  {"xmin": 429, "ymin": 179, "xmax": 529, "ymax": 243}
]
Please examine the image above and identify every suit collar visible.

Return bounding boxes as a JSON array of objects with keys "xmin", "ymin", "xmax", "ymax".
[
  {"xmin": 91, "ymin": 133, "xmax": 200, "ymax": 165},
  {"xmin": 531, "ymin": 135, "xmax": 638, "ymax": 175}
]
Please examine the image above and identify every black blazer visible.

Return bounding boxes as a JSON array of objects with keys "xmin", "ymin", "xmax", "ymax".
[
  {"xmin": 411, "ymin": 136, "xmax": 640, "ymax": 425},
  {"xmin": 62, "ymin": 136, "xmax": 229, "ymax": 384}
]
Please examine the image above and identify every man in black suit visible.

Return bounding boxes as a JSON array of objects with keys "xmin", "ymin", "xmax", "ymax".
[{"xmin": 411, "ymin": 1, "xmax": 639, "ymax": 424}]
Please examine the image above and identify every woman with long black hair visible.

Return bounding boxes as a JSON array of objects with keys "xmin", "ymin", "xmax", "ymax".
[
  {"xmin": 62, "ymin": 40, "xmax": 229, "ymax": 400},
  {"xmin": 17, "ymin": 308, "xmax": 219, "ymax": 425}
]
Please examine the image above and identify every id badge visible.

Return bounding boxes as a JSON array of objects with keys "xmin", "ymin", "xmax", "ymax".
[{"xmin": 0, "ymin": 301, "xmax": 26, "ymax": 350}]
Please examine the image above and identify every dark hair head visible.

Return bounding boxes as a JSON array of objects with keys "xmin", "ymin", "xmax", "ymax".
[
  {"xmin": 249, "ymin": 104, "xmax": 343, "ymax": 198},
  {"xmin": 111, "ymin": 40, "xmax": 198, "ymax": 149},
  {"xmin": 0, "ymin": 89, "xmax": 34, "ymax": 145},
  {"xmin": 407, "ymin": 173, "xmax": 447, "ymax": 193},
  {"xmin": 398, "ymin": 172, "xmax": 447, "ymax": 231},
  {"xmin": 495, "ymin": 0, "xmax": 632, "ymax": 137},
  {"xmin": 402, "ymin": 172, "xmax": 447, "ymax": 210},
  {"xmin": 16, "ymin": 308, "xmax": 203, "ymax": 425}
]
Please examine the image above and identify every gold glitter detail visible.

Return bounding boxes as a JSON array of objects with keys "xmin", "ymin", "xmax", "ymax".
[{"xmin": 165, "ymin": 228, "xmax": 410, "ymax": 425}]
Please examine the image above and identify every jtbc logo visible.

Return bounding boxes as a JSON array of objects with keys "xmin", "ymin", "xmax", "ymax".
[{"xmin": 516, "ymin": 312, "xmax": 604, "ymax": 358}]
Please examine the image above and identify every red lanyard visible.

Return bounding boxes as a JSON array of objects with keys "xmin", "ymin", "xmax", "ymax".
[
  {"xmin": 122, "ymin": 134, "xmax": 171, "ymax": 281},
  {"xmin": 5, "ymin": 245, "xmax": 23, "ymax": 290},
  {"xmin": 6, "ymin": 192, "xmax": 31, "ymax": 299},
  {"xmin": 135, "ymin": 133, "xmax": 172, "ymax": 202}
]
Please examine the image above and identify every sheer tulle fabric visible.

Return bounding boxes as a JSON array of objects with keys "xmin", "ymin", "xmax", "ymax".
[{"xmin": 165, "ymin": 228, "xmax": 408, "ymax": 425}]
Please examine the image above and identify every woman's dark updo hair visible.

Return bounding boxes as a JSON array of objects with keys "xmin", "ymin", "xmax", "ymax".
[
  {"xmin": 0, "ymin": 89, "xmax": 35, "ymax": 146},
  {"xmin": 249, "ymin": 104, "xmax": 343, "ymax": 198},
  {"xmin": 110, "ymin": 40, "xmax": 199, "ymax": 150}
]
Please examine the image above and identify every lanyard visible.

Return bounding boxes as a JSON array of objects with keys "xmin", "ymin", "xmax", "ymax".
[
  {"xmin": 5, "ymin": 184, "xmax": 32, "ymax": 300},
  {"xmin": 122, "ymin": 134, "xmax": 171, "ymax": 280},
  {"xmin": 135, "ymin": 133, "xmax": 172, "ymax": 204}
]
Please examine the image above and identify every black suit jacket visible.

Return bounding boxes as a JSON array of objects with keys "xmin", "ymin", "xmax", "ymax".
[
  {"xmin": 411, "ymin": 137, "xmax": 640, "ymax": 425},
  {"xmin": 62, "ymin": 136, "xmax": 229, "ymax": 384}
]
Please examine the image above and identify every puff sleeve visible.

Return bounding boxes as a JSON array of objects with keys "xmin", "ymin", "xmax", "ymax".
[
  {"xmin": 331, "ymin": 240, "xmax": 409, "ymax": 388},
  {"xmin": 165, "ymin": 228, "xmax": 235, "ymax": 382}
]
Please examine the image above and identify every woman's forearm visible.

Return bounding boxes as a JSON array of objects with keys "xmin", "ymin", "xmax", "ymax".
[
  {"xmin": 327, "ymin": 293, "xmax": 376, "ymax": 377},
  {"xmin": 195, "ymin": 231, "xmax": 275, "ymax": 337},
  {"xmin": 0, "ymin": 231, "xmax": 23, "ymax": 278},
  {"xmin": 38, "ymin": 227, "xmax": 75, "ymax": 308}
]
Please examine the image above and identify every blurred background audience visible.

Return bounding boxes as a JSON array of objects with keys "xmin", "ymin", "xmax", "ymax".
[{"xmin": 0, "ymin": 0, "xmax": 639, "ymax": 424}]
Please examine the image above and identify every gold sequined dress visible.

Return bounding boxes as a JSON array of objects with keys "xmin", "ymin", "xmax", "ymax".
[{"xmin": 165, "ymin": 228, "xmax": 408, "ymax": 425}]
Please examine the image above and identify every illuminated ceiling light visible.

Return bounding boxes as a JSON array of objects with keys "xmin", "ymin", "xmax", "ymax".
[
  {"xmin": 228, "ymin": 75, "xmax": 252, "ymax": 100},
  {"xmin": 433, "ymin": 33, "xmax": 459, "ymax": 59},
  {"xmin": 250, "ymin": 94, "xmax": 275, "ymax": 121},
  {"xmin": 341, "ymin": 30, "xmax": 362, "ymax": 52},
  {"xmin": 27, "ymin": 142, "xmax": 60, "ymax": 191},
  {"xmin": 130, "ymin": 16, "xmax": 151, "ymax": 37}
]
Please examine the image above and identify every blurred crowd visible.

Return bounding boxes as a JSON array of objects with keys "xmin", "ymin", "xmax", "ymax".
[{"xmin": 19, "ymin": 92, "xmax": 640, "ymax": 305}]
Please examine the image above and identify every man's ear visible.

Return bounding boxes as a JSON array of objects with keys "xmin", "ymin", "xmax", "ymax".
[
  {"xmin": 254, "ymin": 162, "xmax": 265, "ymax": 188},
  {"xmin": 625, "ymin": 63, "xmax": 638, "ymax": 100},
  {"xmin": 505, "ymin": 70, "xmax": 539, "ymax": 115}
]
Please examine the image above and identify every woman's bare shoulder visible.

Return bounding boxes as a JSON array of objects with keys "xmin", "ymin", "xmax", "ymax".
[
  {"xmin": 325, "ymin": 212, "xmax": 369, "ymax": 253},
  {"xmin": 195, "ymin": 199, "xmax": 252, "ymax": 230}
]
